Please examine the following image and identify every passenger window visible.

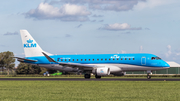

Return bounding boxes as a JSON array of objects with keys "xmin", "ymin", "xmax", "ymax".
[
  {"xmin": 101, "ymin": 59, "xmax": 103, "ymax": 61},
  {"xmin": 113, "ymin": 59, "xmax": 114, "ymax": 60},
  {"xmin": 61, "ymin": 59, "xmax": 63, "ymax": 61},
  {"xmin": 81, "ymin": 59, "xmax": 83, "ymax": 61},
  {"xmin": 77, "ymin": 59, "xmax": 78, "ymax": 61},
  {"xmin": 117, "ymin": 58, "xmax": 119, "ymax": 60},
  {"xmin": 129, "ymin": 58, "xmax": 131, "ymax": 60},
  {"xmin": 97, "ymin": 59, "xmax": 99, "ymax": 61},
  {"xmin": 125, "ymin": 58, "xmax": 126, "ymax": 60},
  {"xmin": 69, "ymin": 59, "xmax": 70, "ymax": 61},
  {"xmin": 65, "ymin": 59, "xmax": 66, "ymax": 61},
  {"xmin": 121, "ymin": 58, "xmax": 123, "ymax": 60},
  {"xmin": 133, "ymin": 58, "xmax": 135, "ymax": 60},
  {"xmin": 105, "ymin": 59, "xmax": 107, "ymax": 61},
  {"xmin": 89, "ymin": 59, "xmax": 90, "ymax": 61},
  {"xmin": 73, "ymin": 59, "xmax": 74, "ymax": 61},
  {"xmin": 93, "ymin": 59, "xmax": 94, "ymax": 61},
  {"xmin": 85, "ymin": 59, "xmax": 86, "ymax": 61},
  {"xmin": 109, "ymin": 59, "xmax": 111, "ymax": 60}
]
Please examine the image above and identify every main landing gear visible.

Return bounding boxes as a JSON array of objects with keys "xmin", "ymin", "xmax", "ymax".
[
  {"xmin": 84, "ymin": 74, "xmax": 91, "ymax": 79},
  {"xmin": 84, "ymin": 74, "xmax": 102, "ymax": 79},
  {"xmin": 95, "ymin": 74, "xmax": 101, "ymax": 79}
]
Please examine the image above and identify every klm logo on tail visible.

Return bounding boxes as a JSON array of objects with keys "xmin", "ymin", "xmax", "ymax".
[{"xmin": 24, "ymin": 39, "xmax": 37, "ymax": 48}]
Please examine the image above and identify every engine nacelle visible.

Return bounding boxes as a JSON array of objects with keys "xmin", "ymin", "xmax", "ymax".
[
  {"xmin": 93, "ymin": 67, "xmax": 110, "ymax": 76},
  {"xmin": 113, "ymin": 72, "xmax": 126, "ymax": 76}
]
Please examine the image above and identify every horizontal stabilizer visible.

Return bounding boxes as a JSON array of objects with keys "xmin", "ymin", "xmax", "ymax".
[{"xmin": 14, "ymin": 57, "xmax": 37, "ymax": 62}]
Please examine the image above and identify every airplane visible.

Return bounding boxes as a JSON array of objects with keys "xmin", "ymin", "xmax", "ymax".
[{"xmin": 15, "ymin": 30, "xmax": 170, "ymax": 79}]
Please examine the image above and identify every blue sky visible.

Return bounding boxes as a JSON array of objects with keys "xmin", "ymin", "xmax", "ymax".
[{"xmin": 0, "ymin": 0, "xmax": 180, "ymax": 66}]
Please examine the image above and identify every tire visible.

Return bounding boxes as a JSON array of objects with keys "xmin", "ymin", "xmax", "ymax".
[
  {"xmin": 95, "ymin": 74, "xmax": 101, "ymax": 79},
  {"xmin": 147, "ymin": 75, "xmax": 151, "ymax": 79},
  {"xmin": 84, "ymin": 74, "xmax": 91, "ymax": 79}
]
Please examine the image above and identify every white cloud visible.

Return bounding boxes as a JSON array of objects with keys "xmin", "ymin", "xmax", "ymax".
[
  {"xmin": 54, "ymin": 0, "xmax": 143, "ymax": 11},
  {"xmin": 175, "ymin": 48, "xmax": 180, "ymax": 56},
  {"xmin": 99, "ymin": 20, "xmax": 104, "ymax": 22},
  {"xmin": 62, "ymin": 4, "xmax": 91, "ymax": 16},
  {"xmin": 100, "ymin": 23, "xmax": 142, "ymax": 31},
  {"xmin": 139, "ymin": 46, "xmax": 143, "ymax": 53},
  {"xmin": 0, "ymin": 45, "xmax": 6, "ymax": 47},
  {"xmin": 165, "ymin": 45, "xmax": 172, "ymax": 57},
  {"xmin": 76, "ymin": 24, "xmax": 82, "ymax": 28},
  {"xmin": 134, "ymin": 0, "xmax": 178, "ymax": 10},
  {"xmin": 176, "ymin": 53, "xmax": 180, "ymax": 56},
  {"xmin": 92, "ymin": 14, "xmax": 103, "ymax": 17},
  {"xmin": 4, "ymin": 31, "xmax": 18, "ymax": 35},
  {"xmin": 121, "ymin": 50, "xmax": 127, "ymax": 53},
  {"xmin": 161, "ymin": 45, "xmax": 180, "ymax": 63},
  {"xmin": 25, "ymin": 3, "xmax": 91, "ymax": 21},
  {"xmin": 65, "ymin": 34, "xmax": 71, "ymax": 37}
]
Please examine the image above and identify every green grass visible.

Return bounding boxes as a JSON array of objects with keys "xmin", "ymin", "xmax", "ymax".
[
  {"xmin": 0, "ymin": 81, "xmax": 180, "ymax": 101},
  {"xmin": 1, "ymin": 76, "xmax": 180, "ymax": 79}
]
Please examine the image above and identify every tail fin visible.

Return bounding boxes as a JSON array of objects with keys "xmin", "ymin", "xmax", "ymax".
[{"xmin": 20, "ymin": 30, "xmax": 52, "ymax": 57}]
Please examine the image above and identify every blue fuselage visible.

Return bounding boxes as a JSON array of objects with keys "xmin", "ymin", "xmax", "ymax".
[{"xmin": 26, "ymin": 53, "xmax": 169, "ymax": 69}]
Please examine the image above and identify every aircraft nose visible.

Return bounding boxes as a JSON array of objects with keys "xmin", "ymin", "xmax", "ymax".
[{"xmin": 162, "ymin": 62, "xmax": 170, "ymax": 68}]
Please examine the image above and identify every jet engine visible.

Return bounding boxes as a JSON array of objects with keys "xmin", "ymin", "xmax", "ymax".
[{"xmin": 93, "ymin": 67, "xmax": 110, "ymax": 76}]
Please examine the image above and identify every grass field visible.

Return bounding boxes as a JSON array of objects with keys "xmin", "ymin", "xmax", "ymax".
[
  {"xmin": 1, "ymin": 76, "xmax": 180, "ymax": 79},
  {"xmin": 0, "ymin": 81, "xmax": 180, "ymax": 101}
]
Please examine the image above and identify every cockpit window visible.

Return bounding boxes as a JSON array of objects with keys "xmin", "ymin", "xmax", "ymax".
[{"xmin": 151, "ymin": 57, "xmax": 161, "ymax": 60}]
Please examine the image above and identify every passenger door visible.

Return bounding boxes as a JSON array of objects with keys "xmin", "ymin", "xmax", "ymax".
[{"xmin": 141, "ymin": 57, "xmax": 146, "ymax": 65}]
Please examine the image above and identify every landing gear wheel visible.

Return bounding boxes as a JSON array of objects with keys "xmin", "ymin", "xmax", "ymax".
[
  {"xmin": 84, "ymin": 74, "xmax": 91, "ymax": 79},
  {"xmin": 147, "ymin": 74, "xmax": 151, "ymax": 79},
  {"xmin": 95, "ymin": 74, "xmax": 101, "ymax": 79}
]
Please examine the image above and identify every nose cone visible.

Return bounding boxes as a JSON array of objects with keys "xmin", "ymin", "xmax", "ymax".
[{"xmin": 162, "ymin": 61, "xmax": 170, "ymax": 68}]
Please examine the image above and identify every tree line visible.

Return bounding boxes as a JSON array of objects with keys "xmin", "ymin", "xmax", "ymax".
[
  {"xmin": 16, "ymin": 63, "xmax": 57, "ymax": 75},
  {"xmin": 0, "ymin": 51, "xmax": 57, "ymax": 75}
]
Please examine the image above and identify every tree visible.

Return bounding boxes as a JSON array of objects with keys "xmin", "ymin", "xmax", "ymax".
[
  {"xmin": 2, "ymin": 51, "xmax": 15, "ymax": 75},
  {"xmin": 16, "ymin": 63, "xmax": 45, "ymax": 74},
  {"xmin": 39, "ymin": 67, "xmax": 47, "ymax": 75},
  {"xmin": 0, "ymin": 52, "xmax": 5, "ymax": 71}
]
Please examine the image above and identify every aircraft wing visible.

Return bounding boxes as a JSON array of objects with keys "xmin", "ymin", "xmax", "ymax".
[
  {"xmin": 42, "ymin": 52, "xmax": 95, "ymax": 68},
  {"xmin": 14, "ymin": 57, "xmax": 38, "ymax": 62}
]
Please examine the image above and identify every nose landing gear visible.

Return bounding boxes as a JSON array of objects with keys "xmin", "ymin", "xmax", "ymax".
[
  {"xmin": 147, "ymin": 70, "xmax": 152, "ymax": 79},
  {"xmin": 147, "ymin": 73, "xmax": 151, "ymax": 79}
]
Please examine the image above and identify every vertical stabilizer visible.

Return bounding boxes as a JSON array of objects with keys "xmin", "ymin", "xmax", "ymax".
[{"xmin": 20, "ymin": 30, "xmax": 52, "ymax": 57}]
